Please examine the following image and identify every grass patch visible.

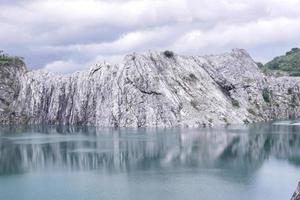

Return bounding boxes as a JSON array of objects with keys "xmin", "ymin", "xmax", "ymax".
[
  {"xmin": 262, "ymin": 88, "xmax": 271, "ymax": 103},
  {"xmin": 231, "ymin": 99, "xmax": 240, "ymax": 108},
  {"xmin": 247, "ymin": 108, "xmax": 256, "ymax": 115}
]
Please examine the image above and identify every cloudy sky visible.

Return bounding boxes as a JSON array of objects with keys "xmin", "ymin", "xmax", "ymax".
[{"xmin": 1, "ymin": 0, "xmax": 300, "ymax": 73}]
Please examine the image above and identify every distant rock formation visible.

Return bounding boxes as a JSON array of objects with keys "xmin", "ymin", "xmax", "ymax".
[
  {"xmin": 1, "ymin": 49, "xmax": 300, "ymax": 127},
  {"xmin": 291, "ymin": 182, "xmax": 300, "ymax": 200}
]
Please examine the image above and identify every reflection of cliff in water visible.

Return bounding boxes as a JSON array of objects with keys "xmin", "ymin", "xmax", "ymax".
[{"xmin": 0, "ymin": 123, "xmax": 300, "ymax": 174}]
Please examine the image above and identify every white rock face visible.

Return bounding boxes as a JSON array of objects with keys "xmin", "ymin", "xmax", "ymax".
[
  {"xmin": 291, "ymin": 182, "xmax": 300, "ymax": 200},
  {"xmin": 1, "ymin": 49, "xmax": 300, "ymax": 127}
]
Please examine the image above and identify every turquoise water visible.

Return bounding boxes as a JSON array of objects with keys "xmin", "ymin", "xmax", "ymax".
[{"xmin": 0, "ymin": 121, "xmax": 299, "ymax": 200}]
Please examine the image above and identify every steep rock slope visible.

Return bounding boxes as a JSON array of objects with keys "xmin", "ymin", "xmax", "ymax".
[
  {"xmin": 0, "ymin": 59, "xmax": 28, "ymax": 124},
  {"xmin": 1, "ymin": 49, "xmax": 300, "ymax": 127}
]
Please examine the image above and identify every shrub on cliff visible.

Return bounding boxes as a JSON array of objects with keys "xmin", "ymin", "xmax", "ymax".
[
  {"xmin": 262, "ymin": 88, "xmax": 271, "ymax": 103},
  {"xmin": 0, "ymin": 50, "xmax": 24, "ymax": 65},
  {"xmin": 163, "ymin": 50, "xmax": 174, "ymax": 58}
]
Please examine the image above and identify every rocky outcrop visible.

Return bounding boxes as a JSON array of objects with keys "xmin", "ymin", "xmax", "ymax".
[
  {"xmin": 292, "ymin": 182, "xmax": 300, "ymax": 200},
  {"xmin": 1, "ymin": 49, "xmax": 300, "ymax": 127}
]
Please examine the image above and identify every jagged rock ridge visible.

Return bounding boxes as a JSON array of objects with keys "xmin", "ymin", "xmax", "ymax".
[{"xmin": 1, "ymin": 49, "xmax": 300, "ymax": 127}]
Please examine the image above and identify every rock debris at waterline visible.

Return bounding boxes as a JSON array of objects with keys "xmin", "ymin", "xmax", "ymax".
[{"xmin": 1, "ymin": 49, "xmax": 300, "ymax": 127}]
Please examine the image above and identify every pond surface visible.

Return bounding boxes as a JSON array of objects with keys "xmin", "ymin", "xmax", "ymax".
[{"xmin": 0, "ymin": 121, "xmax": 300, "ymax": 200}]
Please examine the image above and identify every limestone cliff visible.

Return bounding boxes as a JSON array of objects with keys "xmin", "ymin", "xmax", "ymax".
[{"xmin": 1, "ymin": 49, "xmax": 300, "ymax": 127}]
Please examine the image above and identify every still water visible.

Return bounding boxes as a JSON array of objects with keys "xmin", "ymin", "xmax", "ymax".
[{"xmin": 0, "ymin": 121, "xmax": 299, "ymax": 200}]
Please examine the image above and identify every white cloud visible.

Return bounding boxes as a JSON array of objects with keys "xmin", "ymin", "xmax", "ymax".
[
  {"xmin": 1, "ymin": 0, "xmax": 300, "ymax": 73},
  {"xmin": 45, "ymin": 26, "xmax": 178, "ymax": 54},
  {"xmin": 43, "ymin": 55, "xmax": 125, "ymax": 74},
  {"xmin": 172, "ymin": 17, "xmax": 300, "ymax": 53},
  {"xmin": 43, "ymin": 60, "xmax": 84, "ymax": 74}
]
